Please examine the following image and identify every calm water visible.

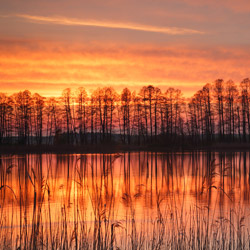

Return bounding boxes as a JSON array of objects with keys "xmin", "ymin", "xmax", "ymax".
[{"xmin": 1, "ymin": 152, "xmax": 250, "ymax": 249}]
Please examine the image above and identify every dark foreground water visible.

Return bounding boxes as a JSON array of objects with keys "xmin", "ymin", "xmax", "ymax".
[{"xmin": 1, "ymin": 152, "xmax": 250, "ymax": 249}]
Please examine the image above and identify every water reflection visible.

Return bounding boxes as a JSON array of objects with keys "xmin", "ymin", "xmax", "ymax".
[{"xmin": 0, "ymin": 152, "xmax": 250, "ymax": 249}]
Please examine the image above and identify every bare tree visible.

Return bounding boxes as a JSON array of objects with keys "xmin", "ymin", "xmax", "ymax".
[
  {"xmin": 32, "ymin": 93, "xmax": 44, "ymax": 144},
  {"xmin": 76, "ymin": 87, "xmax": 88, "ymax": 144},
  {"xmin": 240, "ymin": 78, "xmax": 250, "ymax": 142},
  {"xmin": 62, "ymin": 88, "xmax": 73, "ymax": 144},
  {"xmin": 225, "ymin": 80, "xmax": 238, "ymax": 141},
  {"xmin": 121, "ymin": 88, "xmax": 132, "ymax": 144},
  {"xmin": 13, "ymin": 90, "xmax": 32, "ymax": 144},
  {"xmin": 214, "ymin": 79, "xmax": 225, "ymax": 141}
]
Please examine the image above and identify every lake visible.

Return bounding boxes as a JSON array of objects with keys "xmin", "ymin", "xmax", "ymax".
[{"xmin": 0, "ymin": 152, "xmax": 250, "ymax": 249}]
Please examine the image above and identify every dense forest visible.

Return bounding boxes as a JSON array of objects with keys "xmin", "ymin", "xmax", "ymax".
[{"xmin": 1, "ymin": 78, "xmax": 250, "ymax": 148}]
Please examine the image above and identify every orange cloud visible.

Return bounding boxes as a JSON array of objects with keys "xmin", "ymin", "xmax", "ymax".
[{"xmin": 0, "ymin": 39, "xmax": 250, "ymax": 97}]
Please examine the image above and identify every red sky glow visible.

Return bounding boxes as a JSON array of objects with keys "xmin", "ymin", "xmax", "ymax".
[{"xmin": 0, "ymin": 0, "xmax": 250, "ymax": 97}]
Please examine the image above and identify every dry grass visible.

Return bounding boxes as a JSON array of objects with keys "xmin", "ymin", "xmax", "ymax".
[{"xmin": 0, "ymin": 152, "xmax": 250, "ymax": 249}]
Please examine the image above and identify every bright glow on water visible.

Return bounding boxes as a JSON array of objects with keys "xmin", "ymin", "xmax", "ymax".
[{"xmin": 0, "ymin": 152, "xmax": 250, "ymax": 249}]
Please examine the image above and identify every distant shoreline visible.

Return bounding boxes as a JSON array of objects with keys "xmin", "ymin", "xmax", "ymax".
[{"xmin": 1, "ymin": 143, "xmax": 250, "ymax": 154}]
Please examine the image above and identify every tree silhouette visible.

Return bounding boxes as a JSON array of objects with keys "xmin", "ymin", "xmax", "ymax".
[
  {"xmin": 120, "ymin": 88, "xmax": 132, "ymax": 144},
  {"xmin": 225, "ymin": 80, "xmax": 238, "ymax": 141},
  {"xmin": 76, "ymin": 87, "xmax": 88, "ymax": 144},
  {"xmin": 1, "ymin": 79, "xmax": 250, "ymax": 147},
  {"xmin": 62, "ymin": 88, "xmax": 73, "ymax": 144},
  {"xmin": 214, "ymin": 79, "xmax": 225, "ymax": 141},
  {"xmin": 240, "ymin": 78, "xmax": 250, "ymax": 142},
  {"xmin": 13, "ymin": 90, "xmax": 32, "ymax": 144},
  {"xmin": 32, "ymin": 93, "xmax": 44, "ymax": 144}
]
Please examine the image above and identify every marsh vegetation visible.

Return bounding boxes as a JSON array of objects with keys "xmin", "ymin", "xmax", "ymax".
[{"xmin": 1, "ymin": 152, "xmax": 250, "ymax": 249}]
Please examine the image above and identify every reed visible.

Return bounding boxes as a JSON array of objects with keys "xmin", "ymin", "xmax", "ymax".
[{"xmin": 0, "ymin": 152, "xmax": 250, "ymax": 249}]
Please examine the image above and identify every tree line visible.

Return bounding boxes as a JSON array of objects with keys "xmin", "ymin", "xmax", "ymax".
[{"xmin": 1, "ymin": 78, "xmax": 250, "ymax": 147}]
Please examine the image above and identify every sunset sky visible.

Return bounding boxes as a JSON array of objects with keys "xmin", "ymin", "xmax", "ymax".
[{"xmin": 1, "ymin": 0, "xmax": 250, "ymax": 97}]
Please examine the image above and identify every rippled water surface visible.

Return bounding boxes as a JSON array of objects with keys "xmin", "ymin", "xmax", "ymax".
[{"xmin": 1, "ymin": 152, "xmax": 250, "ymax": 249}]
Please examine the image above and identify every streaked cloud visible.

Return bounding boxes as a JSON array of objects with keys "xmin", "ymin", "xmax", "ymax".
[
  {"xmin": 0, "ymin": 0, "xmax": 249, "ymax": 98},
  {"xmin": 12, "ymin": 14, "xmax": 204, "ymax": 35},
  {"xmin": 0, "ymin": 39, "xmax": 250, "ymax": 97}
]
